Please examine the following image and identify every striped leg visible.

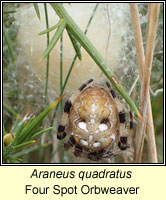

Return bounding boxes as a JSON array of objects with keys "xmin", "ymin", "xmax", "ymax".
[
  {"xmin": 118, "ymin": 111, "xmax": 129, "ymax": 150},
  {"xmin": 64, "ymin": 136, "xmax": 75, "ymax": 150},
  {"xmin": 74, "ymin": 143, "xmax": 83, "ymax": 157},
  {"xmin": 102, "ymin": 112, "xmax": 134, "ymax": 162},
  {"xmin": 57, "ymin": 100, "xmax": 72, "ymax": 140},
  {"xmin": 57, "ymin": 78, "xmax": 94, "ymax": 140},
  {"xmin": 128, "ymin": 111, "xmax": 133, "ymax": 148},
  {"xmin": 87, "ymin": 149, "xmax": 105, "ymax": 161},
  {"xmin": 106, "ymin": 81, "xmax": 130, "ymax": 151}
]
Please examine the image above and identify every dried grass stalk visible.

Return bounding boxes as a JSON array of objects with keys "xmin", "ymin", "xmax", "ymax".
[
  {"xmin": 130, "ymin": 3, "xmax": 160, "ymax": 163},
  {"xmin": 130, "ymin": 3, "xmax": 144, "ymax": 81},
  {"xmin": 146, "ymin": 95, "xmax": 158, "ymax": 162}
]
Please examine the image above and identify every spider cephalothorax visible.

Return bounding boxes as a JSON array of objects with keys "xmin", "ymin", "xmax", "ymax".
[{"xmin": 57, "ymin": 79, "xmax": 132, "ymax": 161}]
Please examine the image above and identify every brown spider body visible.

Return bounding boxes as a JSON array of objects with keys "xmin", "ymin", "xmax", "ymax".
[
  {"xmin": 57, "ymin": 79, "xmax": 132, "ymax": 161},
  {"xmin": 69, "ymin": 86, "xmax": 118, "ymax": 151}
]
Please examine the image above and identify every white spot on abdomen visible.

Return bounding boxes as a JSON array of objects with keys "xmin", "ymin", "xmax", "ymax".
[
  {"xmin": 89, "ymin": 135, "xmax": 93, "ymax": 142},
  {"xmin": 93, "ymin": 141, "xmax": 101, "ymax": 148},
  {"xmin": 90, "ymin": 119, "xmax": 95, "ymax": 124},
  {"xmin": 80, "ymin": 139, "xmax": 88, "ymax": 146},
  {"xmin": 78, "ymin": 122, "xmax": 88, "ymax": 132},
  {"xmin": 99, "ymin": 124, "xmax": 108, "ymax": 131},
  {"xmin": 91, "ymin": 104, "xmax": 97, "ymax": 112}
]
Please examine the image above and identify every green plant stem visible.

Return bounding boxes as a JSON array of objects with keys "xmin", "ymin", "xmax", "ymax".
[
  {"xmin": 33, "ymin": 3, "xmax": 40, "ymax": 20},
  {"xmin": 3, "ymin": 25, "xmax": 15, "ymax": 62},
  {"xmin": 41, "ymin": 19, "xmax": 66, "ymax": 60},
  {"xmin": 61, "ymin": 3, "xmax": 99, "ymax": 94},
  {"xmin": 44, "ymin": 3, "xmax": 50, "ymax": 108},
  {"xmin": 3, "ymin": 10, "xmax": 16, "ymax": 14},
  {"xmin": 3, "ymin": 125, "xmax": 6, "ymax": 137},
  {"xmin": 39, "ymin": 3, "xmax": 50, "ymax": 163},
  {"xmin": 62, "ymin": 55, "xmax": 77, "ymax": 93},
  {"xmin": 39, "ymin": 19, "xmax": 63, "ymax": 35},
  {"xmin": 48, "ymin": 4, "xmax": 99, "ymax": 138},
  {"xmin": 60, "ymin": 34, "xmax": 63, "ymax": 113},
  {"xmin": 50, "ymin": 3, "xmax": 142, "ymax": 119},
  {"xmin": 3, "ymin": 102, "xmax": 18, "ymax": 117}
]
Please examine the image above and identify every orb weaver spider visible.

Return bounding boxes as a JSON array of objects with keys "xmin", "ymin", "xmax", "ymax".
[{"xmin": 57, "ymin": 78, "xmax": 133, "ymax": 161}]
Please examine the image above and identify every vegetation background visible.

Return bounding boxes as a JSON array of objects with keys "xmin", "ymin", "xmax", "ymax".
[{"xmin": 3, "ymin": 3, "xmax": 163, "ymax": 163}]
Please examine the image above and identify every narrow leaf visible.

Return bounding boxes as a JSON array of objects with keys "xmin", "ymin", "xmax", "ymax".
[
  {"xmin": 14, "ymin": 114, "xmax": 35, "ymax": 141},
  {"xmin": 11, "ymin": 145, "xmax": 39, "ymax": 158},
  {"xmin": 3, "ymin": 10, "xmax": 16, "ymax": 14},
  {"xmin": 3, "ymin": 102, "xmax": 18, "ymax": 117},
  {"xmin": 33, "ymin": 3, "xmax": 40, "ymax": 20},
  {"xmin": 39, "ymin": 19, "xmax": 63, "ymax": 35},
  {"xmin": 13, "ymin": 140, "xmax": 36, "ymax": 151},
  {"xmin": 50, "ymin": 3, "xmax": 142, "ymax": 120},
  {"xmin": 10, "ymin": 118, "xmax": 20, "ymax": 133},
  {"xmin": 16, "ymin": 95, "xmax": 64, "ymax": 143},
  {"xmin": 31, "ymin": 127, "xmax": 53, "ymax": 139},
  {"xmin": 67, "ymin": 27, "xmax": 82, "ymax": 60},
  {"xmin": 40, "ymin": 20, "xmax": 66, "ymax": 60},
  {"xmin": 3, "ymin": 25, "xmax": 15, "ymax": 62},
  {"xmin": 3, "ymin": 125, "xmax": 6, "ymax": 137}
]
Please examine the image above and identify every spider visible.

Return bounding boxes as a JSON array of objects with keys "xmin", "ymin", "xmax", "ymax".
[{"xmin": 57, "ymin": 78, "xmax": 133, "ymax": 161}]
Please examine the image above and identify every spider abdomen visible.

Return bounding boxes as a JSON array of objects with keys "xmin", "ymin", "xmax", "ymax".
[{"xmin": 69, "ymin": 86, "xmax": 118, "ymax": 151}]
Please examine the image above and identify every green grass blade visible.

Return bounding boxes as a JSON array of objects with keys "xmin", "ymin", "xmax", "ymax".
[
  {"xmin": 3, "ymin": 25, "xmax": 15, "ymax": 62},
  {"xmin": 10, "ymin": 119, "xmax": 19, "ymax": 134},
  {"xmin": 3, "ymin": 10, "xmax": 16, "ymax": 14},
  {"xmin": 38, "ymin": 19, "xmax": 63, "ymax": 35},
  {"xmin": 3, "ymin": 124, "xmax": 6, "ymax": 137},
  {"xmin": 61, "ymin": 3, "xmax": 99, "ymax": 94},
  {"xmin": 48, "ymin": 3, "xmax": 99, "ymax": 137},
  {"xmin": 14, "ymin": 115, "xmax": 35, "ymax": 141},
  {"xmin": 33, "ymin": 3, "xmax": 40, "ymax": 20},
  {"xmin": 3, "ymin": 102, "xmax": 18, "ymax": 117},
  {"xmin": 31, "ymin": 127, "xmax": 53, "ymax": 139},
  {"xmin": 16, "ymin": 95, "xmax": 64, "ymax": 143},
  {"xmin": 50, "ymin": 3, "xmax": 142, "ymax": 119},
  {"xmin": 60, "ymin": 34, "xmax": 63, "ymax": 112},
  {"xmin": 66, "ymin": 27, "xmax": 82, "ymax": 60},
  {"xmin": 11, "ymin": 145, "xmax": 39, "ymax": 159},
  {"xmin": 40, "ymin": 19, "xmax": 66, "ymax": 60},
  {"xmin": 43, "ymin": 3, "xmax": 50, "ymax": 109},
  {"xmin": 13, "ymin": 140, "xmax": 36, "ymax": 151}
]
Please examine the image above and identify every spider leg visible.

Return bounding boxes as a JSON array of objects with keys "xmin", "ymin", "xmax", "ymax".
[
  {"xmin": 102, "ymin": 148, "xmax": 122, "ymax": 158},
  {"xmin": 74, "ymin": 143, "xmax": 83, "ymax": 157},
  {"xmin": 57, "ymin": 101, "xmax": 70, "ymax": 140},
  {"xmin": 64, "ymin": 136, "xmax": 75, "ymax": 151},
  {"xmin": 106, "ymin": 81, "xmax": 130, "ymax": 151},
  {"xmin": 128, "ymin": 111, "xmax": 133, "ymax": 145},
  {"xmin": 57, "ymin": 78, "xmax": 94, "ymax": 140},
  {"xmin": 88, "ymin": 149, "xmax": 124, "ymax": 161},
  {"xmin": 87, "ymin": 149, "xmax": 105, "ymax": 161},
  {"xmin": 118, "ymin": 111, "xmax": 129, "ymax": 150}
]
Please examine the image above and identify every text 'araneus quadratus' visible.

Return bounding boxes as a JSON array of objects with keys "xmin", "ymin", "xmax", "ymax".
[{"xmin": 57, "ymin": 79, "xmax": 133, "ymax": 161}]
